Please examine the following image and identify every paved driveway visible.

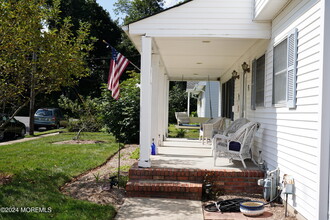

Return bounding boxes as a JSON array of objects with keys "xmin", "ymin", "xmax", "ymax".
[{"xmin": 15, "ymin": 116, "xmax": 30, "ymax": 132}]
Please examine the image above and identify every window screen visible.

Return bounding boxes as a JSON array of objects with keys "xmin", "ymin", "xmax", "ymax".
[
  {"xmin": 256, "ymin": 55, "xmax": 265, "ymax": 106},
  {"xmin": 221, "ymin": 79, "xmax": 234, "ymax": 120},
  {"xmin": 273, "ymin": 39, "xmax": 288, "ymax": 104}
]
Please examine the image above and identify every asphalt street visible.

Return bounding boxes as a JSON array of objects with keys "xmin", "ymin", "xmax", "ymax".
[{"xmin": 15, "ymin": 116, "xmax": 30, "ymax": 132}]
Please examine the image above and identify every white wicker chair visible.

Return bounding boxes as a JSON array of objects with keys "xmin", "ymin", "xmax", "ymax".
[
  {"xmin": 211, "ymin": 118, "xmax": 249, "ymax": 154},
  {"xmin": 222, "ymin": 118, "xmax": 250, "ymax": 136},
  {"xmin": 213, "ymin": 121, "xmax": 260, "ymax": 168},
  {"xmin": 199, "ymin": 117, "xmax": 225, "ymax": 144}
]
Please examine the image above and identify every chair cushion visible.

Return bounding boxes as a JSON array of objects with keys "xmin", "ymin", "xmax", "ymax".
[
  {"xmin": 228, "ymin": 141, "xmax": 241, "ymax": 151},
  {"xmin": 180, "ymin": 124, "xmax": 199, "ymax": 127}
]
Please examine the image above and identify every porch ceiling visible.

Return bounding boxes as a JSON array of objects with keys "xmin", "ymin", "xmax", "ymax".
[
  {"xmin": 124, "ymin": 0, "xmax": 271, "ymax": 81},
  {"xmin": 154, "ymin": 37, "xmax": 259, "ymax": 81}
]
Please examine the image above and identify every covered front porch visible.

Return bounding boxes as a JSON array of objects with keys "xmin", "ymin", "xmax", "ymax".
[{"xmin": 123, "ymin": 0, "xmax": 271, "ymax": 169}]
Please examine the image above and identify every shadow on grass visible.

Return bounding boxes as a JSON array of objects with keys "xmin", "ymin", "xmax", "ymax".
[{"xmin": 0, "ymin": 169, "xmax": 116, "ymax": 220}]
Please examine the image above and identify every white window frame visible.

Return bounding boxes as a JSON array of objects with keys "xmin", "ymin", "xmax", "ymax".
[{"xmin": 272, "ymin": 28, "xmax": 298, "ymax": 108}]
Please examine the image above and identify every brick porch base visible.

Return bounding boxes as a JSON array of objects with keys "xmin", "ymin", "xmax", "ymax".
[{"xmin": 126, "ymin": 163, "xmax": 264, "ymax": 200}]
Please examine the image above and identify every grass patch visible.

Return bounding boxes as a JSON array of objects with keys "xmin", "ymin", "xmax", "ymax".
[
  {"xmin": 129, "ymin": 147, "xmax": 140, "ymax": 160},
  {"xmin": 168, "ymin": 124, "xmax": 200, "ymax": 139},
  {"xmin": 0, "ymin": 132, "xmax": 118, "ymax": 220}
]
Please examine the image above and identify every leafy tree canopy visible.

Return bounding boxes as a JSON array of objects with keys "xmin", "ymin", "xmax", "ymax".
[
  {"xmin": 113, "ymin": 0, "xmax": 166, "ymax": 78},
  {"xmin": 114, "ymin": 0, "xmax": 164, "ymax": 25},
  {"xmin": 0, "ymin": 0, "xmax": 95, "ymax": 121},
  {"xmin": 168, "ymin": 82, "xmax": 188, "ymax": 123},
  {"xmin": 54, "ymin": 0, "xmax": 123, "ymax": 97}
]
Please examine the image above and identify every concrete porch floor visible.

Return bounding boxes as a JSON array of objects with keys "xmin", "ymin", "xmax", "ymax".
[{"xmin": 151, "ymin": 138, "xmax": 258, "ymax": 170}]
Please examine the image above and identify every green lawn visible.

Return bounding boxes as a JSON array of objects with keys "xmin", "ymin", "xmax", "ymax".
[
  {"xmin": 0, "ymin": 132, "xmax": 119, "ymax": 220},
  {"xmin": 167, "ymin": 124, "xmax": 200, "ymax": 139}
]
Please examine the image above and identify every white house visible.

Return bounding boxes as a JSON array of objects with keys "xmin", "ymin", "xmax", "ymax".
[
  {"xmin": 186, "ymin": 81, "xmax": 220, "ymax": 118},
  {"xmin": 123, "ymin": 0, "xmax": 330, "ymax": 219}
]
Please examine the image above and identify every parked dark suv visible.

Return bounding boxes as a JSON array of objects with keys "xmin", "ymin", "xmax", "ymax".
[
  {"xmin": 0, "ymin": 114, "xmax": 26, "ymax": 141},
  {"xmin": 34, "ymin": 108, "xmax": 64, "ymax": 130}
]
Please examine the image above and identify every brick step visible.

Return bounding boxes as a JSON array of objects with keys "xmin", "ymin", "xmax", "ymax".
[
  {"xmin": 129, "ymin": 165, "xmax": 205, "ymax": 182},
  {"xmin": 126, "ymin": 180, "xmax": 203, "ymax": 200},
  {"xmin": 128, "ymin": 163, "xmax": 263, "ymax": 195}
]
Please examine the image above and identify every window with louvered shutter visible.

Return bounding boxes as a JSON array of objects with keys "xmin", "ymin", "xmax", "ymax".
[
  {"xmin": 221, "ymin": 79, "xmax": 234, "ymax": 120},
  {"xmin": 257, "ymin": 55, "xmax": 265, "ymax": 106},
  {"xmin": 251, "ymin": 59, "xmax": 257, "ymax": 110},
  {"xmin": 273, "ymin": 39, "xmax": 287, "ymax": 104},
  {"xmin": 286, "ymin": 29, "xmax": 298, "ymax": 108},
  {"xmin": 251, "ymin": 55, "xmax": 265, "ymax": 110},
  {"xmin": 273, "ymin": 28, "xmax": 298, "ymax": 108}
]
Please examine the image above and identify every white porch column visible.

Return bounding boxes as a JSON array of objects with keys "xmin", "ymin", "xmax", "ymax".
[
  {"xmin": 139, "ymin": 36, "xmax": 152, "ymax": 168},
  {"xmin": 151, "ymin": 54, "xmax": 160, "ymax": 145},
  {"xmin": 164, "ymin": 79, "xmax": 170, "ymax": 137},
  {"xmin": 157, "ymin": 66, "xmax": 166, "ymax": 144},
  {"xmin": 317, "ymin": 0, "xmax": 330, "ymax": 219}
]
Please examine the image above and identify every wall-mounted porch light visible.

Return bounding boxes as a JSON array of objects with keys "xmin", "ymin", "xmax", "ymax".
[
  {"xmin": 241, "ymin": 62, "xmax": 250, "ymax": 73},
  {"xmin": 232, "ymin": 70, "xmax": 239, "ymax": 80}
]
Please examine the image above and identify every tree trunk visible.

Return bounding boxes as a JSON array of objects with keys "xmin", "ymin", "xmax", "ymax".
[{"xmin": 29, "ymin": 52, "xmax": 36, "ymax": 135}]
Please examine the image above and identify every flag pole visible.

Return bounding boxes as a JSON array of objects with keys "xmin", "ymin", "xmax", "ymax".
[
  {"xmin": 117, "ymin": 142, "xmax": 121, "ymax": 189},
  {"xmin": 103, "ymin": 40, "xmax": 130, "ymax": 189},
  {"xmin": 102, "ymin": 40, "xmax": 140, "ymax": 71}
]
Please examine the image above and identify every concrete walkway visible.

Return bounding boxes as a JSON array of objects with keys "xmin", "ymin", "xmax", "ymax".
[
  {"xmin": 115, "ymin": 198, "xmax": 204, "ymax": 220},
  {"xmin": 0, "ymin": 132, "xmax": 59, "ymax": 146}
]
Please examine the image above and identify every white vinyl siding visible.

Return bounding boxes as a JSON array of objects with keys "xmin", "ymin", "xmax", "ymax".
[
  {"xmin": 196, "ymin": 82, "xmax": 220, "ymax": 118},
  {"xmin": 255, "ymin": 1, "xmax": 321, "ymax": 219},
  {"xmin": 204, "ymin": 81, "xmax": 220, "ymax": 118},
  {"xmin": 228, "ymin": 1, "xmax": 321, "ymax": 219}
]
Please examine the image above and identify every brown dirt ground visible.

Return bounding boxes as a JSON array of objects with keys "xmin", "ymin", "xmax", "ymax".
[
  {"xmin": 60, "ymin": 143, "xmax": 139, "ymax": 209},
  {"xmin": 0, "ymin": 173, "xmax": 12, "ymax": 185},
  {"xmin": 53, "ymin": 140, "xmax": 106, "ymax": 145}
]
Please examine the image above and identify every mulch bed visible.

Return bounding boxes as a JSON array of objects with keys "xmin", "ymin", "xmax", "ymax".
[{"xmin": 60, "ymin": 144, "xmax": 139, "ymax": 209}]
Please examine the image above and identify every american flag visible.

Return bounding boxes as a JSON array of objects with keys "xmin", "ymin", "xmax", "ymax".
[{"xmin": 107, "ymin": 48, "xmax": 129, "ymax": 100}]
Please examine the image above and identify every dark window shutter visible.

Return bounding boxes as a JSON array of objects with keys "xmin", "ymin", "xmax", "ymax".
[
  {"xmin": 251, "ymin": 59, "xmax": 257, "ymax": 110},
  {"xmin": 286, "ymin": 28, "xmax": 298, "ymax": 108}
]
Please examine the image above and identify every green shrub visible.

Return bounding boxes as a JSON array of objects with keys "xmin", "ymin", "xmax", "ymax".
[
  {"xmin": 58, "ymin": 95, "xmax": 103, "ymax": 133},
  {"xmin": 67, "ymin": 117, "xmax": 102, "ymax": 132},
  {"xmin": 100, "ymin": 71, "xmax": 140, "ymax": 144},
  {"xmin": 176, "ymin": 129, "xmax": 186, "ymax": 138}
]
